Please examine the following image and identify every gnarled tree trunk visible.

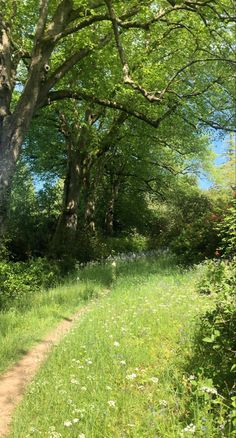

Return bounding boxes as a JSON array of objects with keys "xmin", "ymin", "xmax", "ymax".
[{"xmin": 51, "ymin": 150, "xmax": 83, "ymax": 257}]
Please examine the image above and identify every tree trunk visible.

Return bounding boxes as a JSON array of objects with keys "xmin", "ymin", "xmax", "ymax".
[
  {"xmin": 83, "ymin": 164, "xmax": 97, "ymax": 234},
  {"xmin": 0, "ymin": 118, "xmax": 21, "ymax": 236},
  {"xmin": 0, "ymin": 1, "xmax": 75, "ymax": 238},
  {"xmin": 105, "ymin": 179, "xmax": 120, "ymax": 236},
  {"xmin": 51, "ymin": 152, "xmax": 82, "ymax": 257}
]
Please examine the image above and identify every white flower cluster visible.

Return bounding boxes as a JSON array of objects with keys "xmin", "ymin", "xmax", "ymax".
[
  {"xmin": 64, "ymin": 418, "xmax": 80, "ymax": 427},
  {"xmin": 108, "ymin": 400, "xmax": 116, "ymax": 407},
  {"xmin": 200, "ymin": 386, "xmax": 218, "ymax": 395},
  {"xmin": 182, "ymin": 423, "xmax": 196, "ymax": 433},
  {"xmin": 126, "ymin": 373, "xmax": 137, "ymax": 380}
]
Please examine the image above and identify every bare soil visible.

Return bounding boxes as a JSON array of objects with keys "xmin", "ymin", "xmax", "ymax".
[{"xmin": 0, "ymin": 307, "xmax": 89, "ymax": 437}]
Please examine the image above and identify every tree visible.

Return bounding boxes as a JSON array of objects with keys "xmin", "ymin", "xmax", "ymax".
[{"xmin": 1, "ymin": 0, "xmax": 235, "ymax": 240}]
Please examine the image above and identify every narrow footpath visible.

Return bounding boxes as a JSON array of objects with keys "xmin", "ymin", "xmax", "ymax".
[{"xmin": 0, "ymin": 307, "xmax": 90, "ymax": 437}]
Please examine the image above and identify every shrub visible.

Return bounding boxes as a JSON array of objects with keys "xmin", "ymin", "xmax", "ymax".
[
  {"xmin": 188, "ymin": 257, "xmax": 236, "ymax": 433},
  {"xmin": 197, "ymin": 258, "xmax": 235, "ymax": 295},
  {"xmin": 217, "ymin": 198, "xmax": 236, "ymax": 258},
  {"xmin": 74, "ymin": 233, "xmax": 149, "ymax": 262},
  {"xmin": 0, "ymin": 258, "xmax": 61, "ymax": 310}
]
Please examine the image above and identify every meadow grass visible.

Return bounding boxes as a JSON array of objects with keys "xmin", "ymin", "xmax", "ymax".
[
  {"xmin": 0, "ymin": 262, "xmax": 114, "ymax": 374},
  {"xmin": 10, "ymin": 255, "xmax": 228, "ymax": 438}
]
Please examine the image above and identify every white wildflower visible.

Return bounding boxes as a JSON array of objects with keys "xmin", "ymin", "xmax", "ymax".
[
  {"xmin": 70, "ymin": 378, "xmax": 79, "ymax": 385},
  {"xmin": 79, "ymin": 434, "xmax": 86, "ymax": 438},
  {"xmin": 150, "ymin": 376, "xmax": 159, "ymax": 383},
  {"xmin": 108, "ymin": 400, "xmax": 116, "ymax": 407},
  {"xmin": 189, "ymin": 375, "xmax": 196, "ymax": 381},
  {"xmin": 182, "ymin": 423, "xmax": 196, "ymax": 433},
  {"xmin": 120, "ymin": 360, "xmax": 126, "ymax": 366},
  {"xmin": 113, "ymin": 341, "xmax": 120, "ymax": 347},
  {"xmin": 126, "ymin": 373, "xmax": 137, "ymax": 380},
  {"xmin": 200, "ymin": 386, "xmax": 218, "ymax": 395},
  {"xmin": 159, "ymin": 400, "xmax": 168, "ymax": 407},
  {"xmin": 72, "ymin": 418, "xmax": 80, "ymax": 423},
  {"xmin": 64, "ymin": 421, "xmax": 72, "ymax": 427}
]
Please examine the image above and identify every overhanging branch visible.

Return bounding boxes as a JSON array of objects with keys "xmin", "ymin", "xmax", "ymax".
[{"xmin": 43, "ymin": 89, "xmax": 177, "ymax": 128}]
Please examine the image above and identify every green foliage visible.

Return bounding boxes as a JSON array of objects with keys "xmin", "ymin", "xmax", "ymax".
[
  {"xmin": 149, "ymin": 190, "xmax": 221, "ymax": 264},
  {"xmin": 194, "ymin": 259, "xmax": 235, "ymax": 392},
  {"xmin": 217, "ymin": 199, "xmax": 236, "ymax": 258},
  {"xmin": 0, "ymin": 259, "xmax": 61, "ymax": 310},
  {"xmin": 197, "ymin": 258, "xmax": 235, "ymax": 295},
  {"xmin": 192, "ymin": 193, "xmax": 236, "ymax": 414},
  {"xmin": 191, "ymin": 256, "xmax": 236, "ymax": 435},
  {"xmin": 103, "ymin": 234, "xmax": 149, "ymax": 256}
]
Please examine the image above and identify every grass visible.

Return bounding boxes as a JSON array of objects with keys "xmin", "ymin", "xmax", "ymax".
[
  {"xmin": 0, "ymin": 262, "xmax": 114, "ymax": 375},
  {"xmin": 10, "ymin": 255, "xmax": 228, "ymax": 438}
]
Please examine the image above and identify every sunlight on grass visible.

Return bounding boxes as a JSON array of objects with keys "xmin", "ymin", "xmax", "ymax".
[
  {"xmin": 10, "ymin": 256, "xmax": 221, "ymax": 438},
  {"xmin": 0, "ymin": 263, "xmax": 113, "ymax": 374}
]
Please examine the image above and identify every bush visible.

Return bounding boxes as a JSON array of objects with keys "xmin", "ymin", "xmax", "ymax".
[
  {"xmin": 188, "ymin": 257, "xmax": 236, "ymax": 432},
  {"xmin": 74, "ymin": 233, "xmax": 149, "ymax": 263},
  {"xmin": 195, "ymin": 258, "xmax": 235, "ymax": 386},
  {"xmin": 197, "ymin": 258, "xmax": 236, "ymax": 295},
  {"xmin": 0, "ymin": 258, "xmax": 61, "ymax": 310}
]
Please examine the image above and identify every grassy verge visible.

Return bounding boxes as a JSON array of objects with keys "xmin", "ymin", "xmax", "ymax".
[
  {"xmin": 10, "ymin": 256, "xmax": 225, "ymax": 438},
  {"xmin": 0, "ymin": 262, "xmax": 114, "ymax": 375}
]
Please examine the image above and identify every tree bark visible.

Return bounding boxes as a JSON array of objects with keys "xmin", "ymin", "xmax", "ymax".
[
  {"xmin": 51, "ymin": 150, "xmax": 83, "ymax": 256},
  {"xmin": 83, "ymin": 169, "xmax": 96, "ymax": 234},
  {"xmin": 50, "ymin": 109, "xmax": 93, "ymax": 256},
  {"xmin": 105, "ymin": 177, "xmax": 120, "ymax": 236}
]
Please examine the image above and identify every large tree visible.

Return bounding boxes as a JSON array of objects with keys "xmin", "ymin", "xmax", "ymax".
[{"xmin": 0, "ymin": 0, "xmax": 235, "ymax": 238}]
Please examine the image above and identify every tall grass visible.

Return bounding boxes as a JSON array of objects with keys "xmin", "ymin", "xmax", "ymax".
[
  {"xmin": 10, "ymin": 256, "xmax": 226, "ymax": 438},
  {"xmin": 0, "ymin": 262, "xmax": 114, "ymax": 374}
]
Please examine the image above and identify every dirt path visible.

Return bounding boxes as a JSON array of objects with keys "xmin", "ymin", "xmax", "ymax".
[{"xmin": 0, "ymin": 306, "xmax": 90, "ymax": 437}]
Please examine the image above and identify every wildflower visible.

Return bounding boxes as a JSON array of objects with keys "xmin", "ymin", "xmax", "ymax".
[
  {"xmin": 200, "ymin": 386, "xmax": 217, "ymax": 395},
  {"xmin": 150, "ymin": 377, "xmax": 159, "ymax": 383},
  {"xmin": 114, "ymin": 341, "xmax": 120, "ymax": 347},
  {"xmin": 85, "ymin": 359, "xmax": 93, "ymax": 365},
  {"xmin": 188, "ymin": 375, "xmax": 196, "ymax": 381},
  {"xmin": 120, "ymin": 360, "xmax": 126, "ymax": 366},
  {"xmin": 159, "ymin": 400, "xmax": 168, "ymax": 407},
  {"xmin": 182, "ymin": 423, "xmax": 196, "ymax": 433},
  {"xmin": 72, "ymin": 418, "xmax": 80, "ymax": 423},
  {"xmin": 79, "ymin": 434, "xmax": 86, "ymax": 438},
  {"xmin": 126, "ymin": 373, "xmax": 137, "ymax": 380},
  {"xmin": 108, "ymin": 400, "xmax": 116, "ymax": 407},
  {"xmin": 81, "ymin": 386, "xmax": 87, "ymax": 391},
  {"xmin": 71, "ymin": 378, "xmax": 79, "ymax": 384},
  {"xmin": 64, "ymin": 421, "xmax": 72, "ymax": 427},
  {"xmin": 111, "ymin": 261, "xmax": 116, "ymax": 267}
]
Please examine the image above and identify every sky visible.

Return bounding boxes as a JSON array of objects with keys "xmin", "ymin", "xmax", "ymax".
[{"xmin": 198, "ymin": 136, "xmax": 229, "ymax": 190}]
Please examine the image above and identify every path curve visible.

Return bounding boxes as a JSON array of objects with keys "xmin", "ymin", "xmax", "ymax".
[{"xmin": 0, "ymin": 307, "xmax": 89, "ymax": 437}]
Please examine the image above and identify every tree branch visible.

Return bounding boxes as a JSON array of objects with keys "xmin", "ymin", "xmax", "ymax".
[
  {"xmin": 105, "ymin": 0, "xmax": 163, "ymax": 103},
  {"xmin": 44, "ymin": 89, "xmax": 177, "ymax": 128}
]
